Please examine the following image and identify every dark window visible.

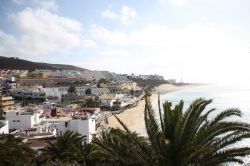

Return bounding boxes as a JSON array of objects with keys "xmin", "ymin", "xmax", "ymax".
[{"xmin": 65, "ymin": 121, "xmax": 69, "ymax": 127}]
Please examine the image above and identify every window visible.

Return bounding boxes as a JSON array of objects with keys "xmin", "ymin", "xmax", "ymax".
[
  {"xmin": 65, "ymin": 121, "xmax": 69, "ymax": 127},
  {"xmin": 17, "ymin": 120, "xmax": 20, "ymax": 122}
]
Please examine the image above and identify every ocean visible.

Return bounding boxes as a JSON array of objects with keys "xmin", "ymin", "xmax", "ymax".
[
  {"xmin": 157, "ymin": 84, "xmax": 250, "ymax": 123},
  {"xmin": 142, "ymin": 84, "xmax": 250, "ymax": 164}
]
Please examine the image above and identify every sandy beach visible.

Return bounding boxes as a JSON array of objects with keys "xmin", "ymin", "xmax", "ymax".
[{"xmin": 106, "ymin": 84, "xmax": 203, "ymax": 132}]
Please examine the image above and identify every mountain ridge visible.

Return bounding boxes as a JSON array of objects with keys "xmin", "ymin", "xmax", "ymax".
[
  {"xmin": 0, "ymin": 56, "xmax": 87, "ymax": 71},
  {"xmin": 0, "ymin": 56, "xmax": 131, "ymax": 82}
]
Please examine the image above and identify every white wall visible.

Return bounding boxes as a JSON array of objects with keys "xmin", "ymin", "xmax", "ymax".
[
  {"xmin": 0, "ymin": 120, "xmax": 9, "ymax": 134},
  {"xmin": 41, "ymin": 87, "xmax": 68, "ymax": 101},
  {"xmin": 57, "ymin": 116, "xmax": 96, "ymax": 143},
  {"xmin": 101, "ymin": 99, "xmax": 114, "ymax": 107},
  {"xmin": 87, "ymin": 117, "xmax": 96, "ymax": 143},
  {"xmin": 6, "ymin": 111, "xmax": 42, "ymax": 130}
]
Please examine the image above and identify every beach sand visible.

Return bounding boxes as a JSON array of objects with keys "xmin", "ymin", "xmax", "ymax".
[{"xmin": 106, "ymin": 84, "xmax": 203, "ymax": 132}]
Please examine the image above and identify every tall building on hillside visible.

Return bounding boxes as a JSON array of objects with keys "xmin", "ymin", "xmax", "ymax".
[{"xmin": 0, "ymin": 94, "xmax": 15, "ymax": 114}]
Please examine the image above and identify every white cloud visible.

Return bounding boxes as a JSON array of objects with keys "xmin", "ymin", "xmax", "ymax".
[
  {"xmin": 90, "ymin": 24, "xmax": 129, "ymax": 45},
  {"xmin": 82, "ymin": 39, "xmax": 98, "ymax": 48},
  {"xmin": 85, "ymin": 23, "xmax": 249, "ymax": 83},
  {"xmin": 159, "ymin": 0, "xmax": 188, "ymax": 6},
  {"xmin": 101, "ymin": 5, "xmax": 137, "ymax": 25},
  {"xmin": 120, "ymin": 6, "xmax": 137, "ymax": 25},
  {"xmin": 32, "ymin": 0, "xmax": 58, "ymax": 11},
  {"xmin": 13, "ymin": 8, "xmax": 82, "ymax": 34},
  {"xmin": 101, "ymin": 9, "xmax": 119, "ymax": 19},
  {"xmin": 0, "ymin": 8, "xmax": 96, "ymax": 59}
]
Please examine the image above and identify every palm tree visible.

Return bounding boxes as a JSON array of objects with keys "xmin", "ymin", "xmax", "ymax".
[
  {"xmin": 38, "ymin": 131, "xmax": 89, "ymax": 165},
  {"xmin": 144, "ymin": 95, "xmax": 250, "ymax": 165},
  {"xmin": 92, "ymin": 95, "xmax": 250, "ymax": 165},
  {"xmin": 0, "ymin": 134, "xmax": 36, "ymax": 166},
  {"xmin": 68, "ymin": 84, "xmax": 77, "ymax": 95},
  {"xmin": 85, "ymin": 88, "xmax": 92, "ymax": 95},
  {"xmin": 91, "ymin": 114, "xmax": 157, "ymax": 166},
  {"xmin": 0, "ymin": 121, "xmax": 4, "ymax": 128}
]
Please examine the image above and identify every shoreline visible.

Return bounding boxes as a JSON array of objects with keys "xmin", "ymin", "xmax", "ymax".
[{"xmin": 105, "ymin": 83, "xmax": 206, "ymax": 132}]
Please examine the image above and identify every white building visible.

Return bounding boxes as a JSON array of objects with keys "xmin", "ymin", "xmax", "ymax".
[
  {"xmin": 0, "ymin": 120, "xmax": 9, "ymax": 134},
  {"xmin": 42, "ymin": 86, "xmax": 110, "ymax": 101},
  {"xmin": 91, "ymin": 88, "xmax": 110, "ymax": 96},
  {"xmin": 101, "ymin": 98, "xmax": 115, "ymax": 107},
  {"xmin": 50, "ymin": 70, "xmax": 83, "ymax": 78},
  {"xmin": 5, "ymin": 110, "xmax": 44, "ymax": 130},
  {"xmin": 57, "ymin": 115, "xmax": 96, "ymax": 143},
  {"xmin": 41, "ymin": 87, "xmax": 68, "ymax": 101},
  {"xmin": 100, "ymin": 94, "xmax": 121, "ymax": 107}
]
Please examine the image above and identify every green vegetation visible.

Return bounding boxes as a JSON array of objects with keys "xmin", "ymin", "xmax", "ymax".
[
  {"xmin": 85, "ymin": 88, "xmax": 92, "ymax": 95},
  {"xmin": 68, "ymin": 84, "xmax": 77, "ymax": 94},
  {"xmin": 97, "ymin": 78, "xmax": 109, "ymax": 88},
  {"xmin": 37, "ymin": 131, "xmax": 91, "ymax": 165},
  {"xmin": 84, "ymin": 98, "xmax": 100, "ymax": 107},
  {"xmin": 0, "ymin": 113, "xmax": 4, "ymax": 120},
  {"xmin": 92, "ymin": 96, "xmax": 250, "ymax": 165},
  {"xmin": 1, "ymin": 97, "xmax": 250, "ymax": 165},
  {"xmin": 98, "ymin": 78, "xmax": 108, "ymax": 84},
  {"xmin": 130, "ymin": 77, "xmax": 169, "ymax": 90},
  {"xmin": 143, "ymin": 96, "xmax": 250, "ymax": 165},
  {"xmin": 0, "ymin": 134, "xmax": 35, "ymax": 166},
  {"xmin": 62, "ymin": 100, "xmax": 72, "ymax": 105},
  {"xmin": 0, "ymin": 121, "xmax": 4, "ymax": 128}
]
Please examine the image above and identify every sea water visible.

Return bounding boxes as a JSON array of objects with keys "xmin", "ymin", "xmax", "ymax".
[
  {"xmin": 158, "ymin": 84, "xmax": 250, "ymax": 123},
  {"xmin": 141, "ymin": 84, "xmax": 250, "ymax": 164}
]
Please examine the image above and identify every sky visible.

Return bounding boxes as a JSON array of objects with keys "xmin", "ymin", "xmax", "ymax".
[{"xmin": 0, "ymin": 0, "xmax": 249, "ymax": 84}]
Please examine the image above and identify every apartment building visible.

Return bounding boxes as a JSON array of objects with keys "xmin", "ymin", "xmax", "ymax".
[{"xmin": 0, "ymin": 95, "xmax": 15, "ymax": 113}]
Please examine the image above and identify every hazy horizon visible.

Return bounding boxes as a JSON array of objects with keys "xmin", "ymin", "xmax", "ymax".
[{"xmin": 0, "ymin": 0, "xmax": 249, "ymax": 84}]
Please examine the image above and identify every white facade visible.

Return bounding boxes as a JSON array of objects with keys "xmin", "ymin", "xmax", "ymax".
[
  {"xmin": 0, "ymin": 120, "xmax": 9, "ymax": 134},
  {"xmin": 41, "ymin": 87, "xmax": 68, "ymax": 101},
  {"xmin": 91, "ymin": 88, "xmax": 110, "ymax": 96},
  {"xmin": 100, "ymin": 93, "xmax": 124, "ymax": 107},
  {"xmin": 75, "ymin": 86, "xmax": 88, "ymax": 96},
  {"xmin": 6, "ymin": 111, "xmax": 43, "ymax": 130},
  {"xmin": 57, "ymin": 116, "xmax": 96, "ymax": 143},
  {"xmin": 42, "ymin": 86, "xmax": 110, "ymax": 100},
  {"xmin": 50, "ymin": 70, "xmax": 83, "ymax": 78},
  {"xmin": 101, "ymin": 99, "xmax": 115, "ymax": 107}
]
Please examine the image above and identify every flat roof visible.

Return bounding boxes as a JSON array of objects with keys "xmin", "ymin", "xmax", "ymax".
[{"xmin": 42, "ymin": 117, "xmax": 72, "ymax": 122}]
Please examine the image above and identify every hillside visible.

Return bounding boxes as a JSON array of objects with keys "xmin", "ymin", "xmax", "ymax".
[
  {"xmin": 0, "ymin": 56, "xmax": 86, "ymax": 71},
  {"xmin": 0, "ymin": 56, "xmax": 167, "ymax": 84},
  {"xmin": 0, "ymin": 56, "xmax": 130, "ymax": 82}
]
